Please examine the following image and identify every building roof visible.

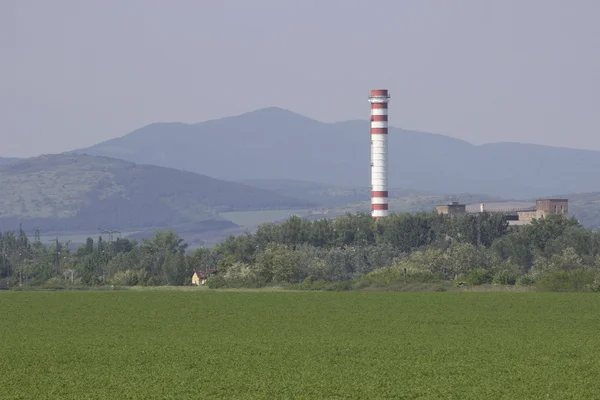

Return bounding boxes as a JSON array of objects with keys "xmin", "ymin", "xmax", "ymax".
[
  {"xmin": 193, "ymin": 268, "xmax": 216, "ymax": 280},
  {"xmin": 536, "ymin": 198, "xmax": 568, "ymax": 202}
]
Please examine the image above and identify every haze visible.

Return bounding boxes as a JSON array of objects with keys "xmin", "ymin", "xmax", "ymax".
[{"xmin": 2, "ymin": 0, "xmax": 599, "ymax": 158}]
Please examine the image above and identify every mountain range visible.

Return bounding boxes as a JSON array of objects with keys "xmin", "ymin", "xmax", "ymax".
[
  {"xmin": 3, "ymin": 106, "xmax": 600, "ymax": 245},
  {"xmin": 0, "ymin": 153, "xmax": 310, "ymax": 235},
  {"xmin": 76, "ymin": 107, "xmax": 600, "ymax": 199}
]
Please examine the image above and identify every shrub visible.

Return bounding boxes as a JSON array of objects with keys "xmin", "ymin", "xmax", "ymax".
[
  {"xmin": 324, "ymin": 281, "xmax": 353, "ymax": 291},
  {"xmin": 110, "ymin": 270, "xmax": 147, "ymax": 286},
  {"xmin": 206, "ymin": 274, "xmax": 268, "ymax": 289},
  {"xmin": 408, "ymin": 270, "xmax": 443, "ymax": 283},
  {"xmin": 41, "ymin": 277, "xmax": 68, "ymax": 289},
  {"xmin": 492, "ymin": 270, "xmax": 517, "ymax": 285},
  {"xmin": 466, "ymin": 269, "xmax": 493, "ymax": 285},
  {"xmin": 0, "ymin": 276, "xmax": 18, "ymax": 289},
  {"xmin": 516, "ymin": 275, "xmax": 536, "ymax": 286},
  {"xmin": 206, "ymin": 274, "xmax": 227, "ymax": 289},
  {"xmin": 585, "ymin": 275, "xmax": 600, "ymax": 292},
  {"xmin": 145, "ymin": 276, "xmax": 162, "ymax": 286},
  {"xmin": 537, "ymin": 269, "xmax": 597, "ymax": 292},
  {"xmin": 288, "ymin": 276, "xmax": 329, "ymax": 291}
]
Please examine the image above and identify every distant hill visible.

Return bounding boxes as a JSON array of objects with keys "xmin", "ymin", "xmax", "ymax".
[
  {"xmin": 0, "ymin": 153, "xmax": 311, "ymax": 233},
  {"xmin": 238, "ymin": 179, "xmax": 430, "ymax": 206},
  {"xmin": 77, "ymin": 107, "xmax": 600, "ymax": 198},
  {"xmin": 0, "ymin": 157, "xmax": 19, "ymax": 166},
  {"xmin": 236, "ymin": 178, "xmax": 494, "ymax": 207}
]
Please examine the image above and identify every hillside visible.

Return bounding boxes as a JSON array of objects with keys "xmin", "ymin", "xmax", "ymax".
[
  {"xmin": 237, "ymin": 179, "xmax": 445, "ymax": 206},
  {"xmin": 0, "ymin": 153, "xmax": 311, "ymax": 233},
  {"xmin": 77, "ymin": 107, "xmax": 600, "ymax": 198},
  {"xmin": 0, "ymin": 157, "xmax": 18, "ymax": 166}
]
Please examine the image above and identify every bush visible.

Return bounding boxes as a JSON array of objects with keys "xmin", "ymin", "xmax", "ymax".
[
  {"xmin": 359, "ymin": 265, "xmax": 444, "ymax": 287},
  {"xmin": 110, "ymin": 270, "xmax": 147, "ymax": 286},
  {"xmin": 324, "ymin": 281, "xmax": 353, "ymax": 291},
  {"xmin": 206, "ymin": 274, "xmax": 268, "ymax": 289},
  {"xmin": 536, "ymin": 269, "xmax": 598, "ymax": 292},
  {"xmin": 492, "ymin": 270, "xmax": 517, "ymax": 285},
  {"xmin": 41, "ymin": 277, "xmax": 68, "ymax": 289},
  {"xmin": 0, "ymin": 276, "xmax": 18, "ymax": 289},
  {"xmin": 288, "ymin": 276, "xmax": 329, "ymax": 291},
  {"xmin": 586, "ymin": 276, "xmax": 600, "ymax": 292},
  {"xmin": 407, "ymin": 270, "xmax": 443, "ymax": 283},
  {"xmin": 206, "ymin": 274, "xmax": 227, "ymax": 289},
  {"xmin": 466, "ymin": 269, "xmax": 493, "ymax": 285},
  {"xmin": 145, "ymin": 276, "xmax": 162, "ymax": 286},
  {"xmin": 516, "ymin": 275, "xmax": 536, "ymax": 286}
]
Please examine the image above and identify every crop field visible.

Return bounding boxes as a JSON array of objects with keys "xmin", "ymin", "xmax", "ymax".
[{"xmin": 1, "ymin": 291, "xmax": 599, "ymax": 399}]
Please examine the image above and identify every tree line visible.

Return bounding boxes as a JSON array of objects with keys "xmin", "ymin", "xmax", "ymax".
[
  {"xmin": 0, "ymin": 228, "xmax": 190, "ymax": 288},
  {"xmin": 208, "ymin": 212, "xmax": 600, "ymax": 291},
  {"xmin": 1, "ymin": 212, "xmax": 599, "ymax": 291}
]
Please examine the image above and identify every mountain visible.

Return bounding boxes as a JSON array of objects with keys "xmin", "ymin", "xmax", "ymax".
[
  {"xmin": 0, "ymin": 153, "xmax": 311, "ymax": 233},
  {"xmin": 77, "ymin": 107, "xmax": 600, "ymax": 198},
  {"xmin": 0, "ymin": 157, "xmax": 19, "ymax": 166}
]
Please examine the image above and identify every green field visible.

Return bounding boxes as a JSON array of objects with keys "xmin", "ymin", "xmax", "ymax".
[{"xmin": 1, "ymin": 291, "xmax": 599, "ymax": 399}]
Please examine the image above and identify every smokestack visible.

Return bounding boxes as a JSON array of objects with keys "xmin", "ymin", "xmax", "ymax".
[{"xmin": 368, "ymin": 89, "xmax": 390, "ymax": 220}]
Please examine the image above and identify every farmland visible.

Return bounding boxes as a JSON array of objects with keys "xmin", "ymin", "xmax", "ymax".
[{"xmin": 1, "ymin": 291, "xmax": 599, "ymax": 399}]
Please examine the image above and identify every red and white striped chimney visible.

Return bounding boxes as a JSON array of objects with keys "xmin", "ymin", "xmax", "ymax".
[{"xmin": 368, "ymin": 89, "xmax": 390, "ymax": 220}]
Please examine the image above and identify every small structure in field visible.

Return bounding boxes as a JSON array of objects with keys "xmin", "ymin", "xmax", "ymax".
[{"xmin": 192, "ymin": 268, "xmax": 216, "ymax": 286}]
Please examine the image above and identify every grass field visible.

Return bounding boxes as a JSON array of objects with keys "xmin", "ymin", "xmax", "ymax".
[{"xmin": 1, "ymin": 291, "xmax": 599, "ymax": 399}]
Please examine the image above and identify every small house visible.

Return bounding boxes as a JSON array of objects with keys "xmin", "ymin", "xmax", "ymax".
[{"xmin": 192, "ymin": 268, "xmax": 216, "ymax": 286}]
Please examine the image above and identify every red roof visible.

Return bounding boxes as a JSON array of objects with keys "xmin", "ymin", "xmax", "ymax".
[{"xmin": 193, "ymin": 268, "xmax": 216, "ymax": 280}]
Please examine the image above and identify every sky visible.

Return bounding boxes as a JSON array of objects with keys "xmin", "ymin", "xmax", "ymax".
[{"xmin": 1, "ymin": 0, "xmax": 599, "ymax": 157}]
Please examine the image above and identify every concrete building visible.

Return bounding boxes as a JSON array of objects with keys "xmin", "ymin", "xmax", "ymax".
[
  {"xmin": 536, "ymin": 199, "xmax": 568, "ymax": 217},
  {"xmin": 435, "ymin": 201, "xmax": 466, "ymax": 218},
  {"xmin": 436, "ymin": 198, "xmax": 568, "ymax": 225}
]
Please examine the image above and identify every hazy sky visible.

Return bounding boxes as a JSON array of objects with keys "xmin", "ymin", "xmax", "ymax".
[{"xmin": 2, "ymin": 0, "xmax": 599, "ymax": 157}]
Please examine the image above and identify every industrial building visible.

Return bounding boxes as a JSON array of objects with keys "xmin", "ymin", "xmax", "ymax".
[
  {"xmin": 435, "ymin": 198, "xmax": 568, "ymax": 225},
  {"xmin": 365, "ymin": 88, "xmax": 568, "ymax": 227}
]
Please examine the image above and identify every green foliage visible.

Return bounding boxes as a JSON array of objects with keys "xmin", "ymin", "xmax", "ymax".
[
  {"xmin": 288, "ymin": 276, "xmax": 329, "ymax": 291},
  {"xmin": 492, "ymin": 269, "xmax": 518, "ymax": 285},
  {"xmin": 1, "ymin": 208, "xmax": 598, "ymax": 291},
  {"xmin": 516, "ymin": 274, "xmax": 536, "ymax": 286},
  {"xmin": 2, "ymin": 292, "xmax": 600, "ymax": 398},
  {"xmin": 536, "ymin": 269, "xmax": 599, "ymax": 292},
  {"xmin": 466, "ymin": 268, "xmax": 493, "ymax": 285},
  {"xmin": 110, "ymin": 270, "xmax": 147, "ymax": 286}
]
